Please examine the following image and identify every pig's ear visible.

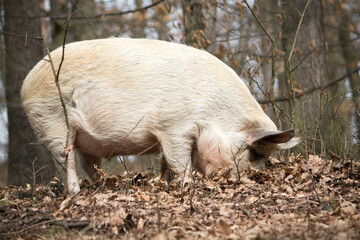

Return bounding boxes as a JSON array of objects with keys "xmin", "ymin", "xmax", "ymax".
[
  {"xmin": 277, "ymin": 136, "xmax": 300, "ymax": 149},
  {"xmin": 247, "ymin": 129, "xmax": 299, "ymax": 148}
]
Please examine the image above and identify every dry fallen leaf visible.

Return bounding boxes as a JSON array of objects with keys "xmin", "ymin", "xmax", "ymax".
[
  {"xmin": 139, "ymin": 193, "xmax": 151, "ymax": 202},
  {"xmin": 1, "ymin": 154, "xmax": 359, "ymax": 239},
  {"xmin": 341, "ymin": 200, "xmax": 356, "ymax": 215},
  {"xmin": 216, "ymin": 218, "xmax": 232, "ymax": 236},
  {"xmin": 240, "ymin": 176, "xmax": 255, "ymax": 185}
]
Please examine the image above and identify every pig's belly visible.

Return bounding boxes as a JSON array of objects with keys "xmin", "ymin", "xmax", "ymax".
[{"xmin": 75, "ymin": 129, "xmax": 160, "ymax": 158}]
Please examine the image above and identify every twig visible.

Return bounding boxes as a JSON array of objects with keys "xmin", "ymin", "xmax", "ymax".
[
  {"xmin": 0, "ymin": 30, "xmax": 43, "ymax": 40},
  {"xmin": 301, "ymin": 101, "xmax": 321, "ymax": 204},
  {"xmin": 156, "ymin": 194, "xmax": 162, "ymax": 232},
  {"xmin": 249, "ymin": 75, "xmax": 292, "ymax": 122},
  {"xmin": 53, "ymin": 220, "xmax": 90, "ymax": 229},
  {"xmin": 0, "ymin": 219, "xmax": 56, "ymax": 236},
  {"xmin": 328, "ymin": 150, "xmax": 341, "ymax": 161},
  {"xmin": 3, "ymin": 0, "xmax": 165, "ymax": 20},
  {"xmin": 270, "ymin": 32, "xmax": 282, "ymax": 128},
  {"xmin": 189, "ymin": 182, "xmax": 196, "ymax": 214},
  {"xmin": 288, "ymin": 0, "xmax": 311, "ymax": 63},
  {"xmin": 56, "ymin": 1, "xmax": 79, "ymax": 148},
  {"xmin": 238, "ymin": 205, "xmax": 253, "ymax": 219},
  {"xmin": 258, "ymin": 66, "xmax": 360, "ymax": 104},
  {"xmin": 240, "ymin": 1, "xmax": 283, "ymax": 127},
  {"xmin": 231, "ymin": 145, "xmax": 244, "ymax": 181},
  {"xmin": 243, "ymin": 0, "xmax": 274, "ymax": 43},
  {"xmin": 32, "ymin": 157, "xmax": 37, "ymax": 188},
  {"xmin": 290, "ymin": 49, "xmax": 314, "ymax": 74},
  {"xmin": 285, "ymin": 0, "xmax": 311, "ymax": 130},
  {"xmin": 75, "ymin": 5, "xmax": 99, "ymax": 38},
  {"xmin": 118, "ymin": 156, "xmax": 132, "ymax": 178},
  {"xmin": 42, "ymin": 0, "xmax": 79, "ymax": 195},
  {"xmin": 0, "ymin": 218, "xmax": 90, "ymax": 237}
]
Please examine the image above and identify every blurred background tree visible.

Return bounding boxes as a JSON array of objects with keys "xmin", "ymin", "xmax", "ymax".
[
  {"xmin": 2, "ymin": 0, "xmax": 56, "ymax": 186},
  {"xmin": 0, "ymin": 0, "xmax": 359, "ymax": 186}
]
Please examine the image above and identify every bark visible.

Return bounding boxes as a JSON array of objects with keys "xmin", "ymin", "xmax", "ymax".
[
  {"xmin": 281, "ymin": 0, "xmax": 328, "ymax": 153},
  {"xmin": 0, "ymin": 3, "xmax": 6, "ymax": 165},
  {"xmin": 255, "ymin": 0, "xmax": 281, "ymax": 121},
  {"xmin": 255, "ymin": 0, "xmax": 279, "ymax": 88},
  {"xmin": 4, "ymin": 0, "xmax": 56, "ymax": 186}
]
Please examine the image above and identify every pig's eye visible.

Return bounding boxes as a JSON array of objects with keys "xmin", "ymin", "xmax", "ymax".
[{"xmin": 249, "ymin": 148, "xmax": 265, "ymax": 162}]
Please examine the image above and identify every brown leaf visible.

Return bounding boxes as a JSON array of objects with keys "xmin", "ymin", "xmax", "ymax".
[
  {"xmin": 139, "ymin": 193, "xmax": 151, "ymax": 202},
  {"xmin": 217, "ymin": 218, "xmax": 231, "ymax": 236},
  {"xmin": 137, "ymin": 218, "xmax": 146, "ymax": 230},
  {"xmin": 341, "ymin": 201, "xmax": 356, "ymax": 215},
  {"xmin": 240, "ymin": 176, "xmax": 255, "ymax": 185}
]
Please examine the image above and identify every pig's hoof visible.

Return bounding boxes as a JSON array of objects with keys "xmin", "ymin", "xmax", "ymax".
[
  {"xmin": 68, "ymin": 182, "xmax": 80, "ymax": 195},
  {"xmin": 178, "ymin": 174, "xmax": 193, "ymax": 188},
  {"xmin": 61, "ymin": 144, "xmax": 74, "ymax": 157}
]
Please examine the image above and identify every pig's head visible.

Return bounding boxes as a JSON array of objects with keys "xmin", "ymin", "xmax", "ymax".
[{"xmin": 193, "ymin": 123, "xmax": 299, "ymax": 177}]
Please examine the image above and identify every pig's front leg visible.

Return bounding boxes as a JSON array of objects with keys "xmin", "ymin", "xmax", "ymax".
[{"xmin": 158, "ymin": 130, "xmax": 194, "ymax": 185}]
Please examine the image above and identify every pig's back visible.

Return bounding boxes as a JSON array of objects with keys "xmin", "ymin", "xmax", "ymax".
[
  {"xmin": 21, "ymin": 38, "xmax": 266, "ymax": 135},
  {"xmin": 23, "ymin": 38, "xmax": 255, "ymax": 104}
]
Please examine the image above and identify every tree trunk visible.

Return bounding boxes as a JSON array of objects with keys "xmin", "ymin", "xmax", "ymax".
[
  {"xmin": 338, "ymin": 9, "xmax": 360, "ymax": 143},
  {"xmin": 4, "ymin": 0, "xmax": 56, "ymax": 186},
  {"xmin": 50, "ymin": 0, "xmax": 68, "ymax": 48},
  {"xmin": 255, "ymin": 0, "xmax": 281, "ymax": 122},
  {"xmin": 50, "ymin": 0, "xmax": 97, "ymax": 47},
  {"xmin": 281, "ymin": 0, "xmax": 328, "ymax": 153}
]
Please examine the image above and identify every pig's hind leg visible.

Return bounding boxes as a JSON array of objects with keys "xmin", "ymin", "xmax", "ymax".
[
  {"xmin": 44, "ymin": 125, "xmax": 80, "ymax": 195},
  {"xmin": 78, "ymin": 152, "xmax": 102, "ymax": 184}
]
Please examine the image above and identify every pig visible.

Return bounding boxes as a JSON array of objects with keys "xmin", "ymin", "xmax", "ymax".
[{"xmin": 21, "ymin": 38, "xmax": 299, "ymax": 194}]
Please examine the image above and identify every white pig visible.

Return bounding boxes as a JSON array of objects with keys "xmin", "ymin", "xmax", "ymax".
[{"xmin": 21, "ymin": 38, "xmax": 299, "ymax": 194}]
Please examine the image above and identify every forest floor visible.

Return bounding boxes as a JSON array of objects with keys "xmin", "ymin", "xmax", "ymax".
[{"xmin": 0, "ymin": 154, "xmax": 359, "ymax": 239}]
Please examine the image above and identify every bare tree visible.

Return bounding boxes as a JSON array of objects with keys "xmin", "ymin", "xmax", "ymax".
[
  {"xmin": 4, "ymin": 0, "xmax": 55, "ymax": 186},
  {"xmin": 281, "ymin": 0, "xmax": 328, "ymax": 153}
]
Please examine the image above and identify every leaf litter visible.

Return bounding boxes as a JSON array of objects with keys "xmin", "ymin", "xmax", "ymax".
[{"xmin": 0, "ymin": 154, "xmax": 359, "ymax": 239}]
